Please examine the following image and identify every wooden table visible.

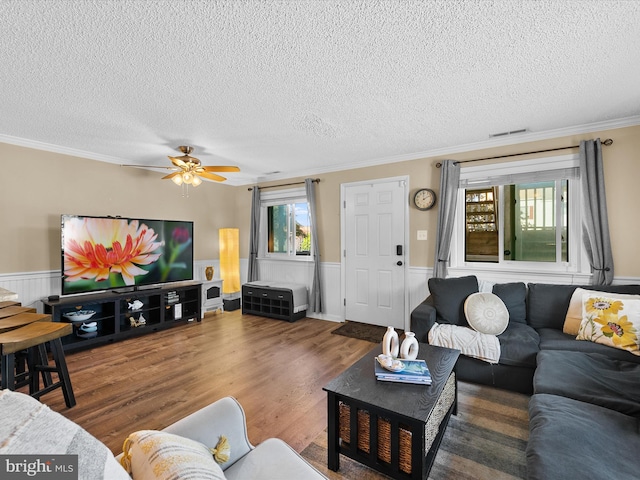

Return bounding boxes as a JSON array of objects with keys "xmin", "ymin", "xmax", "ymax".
[{"xmin": 323, "ymin": 343, "xmax": 459, "ymax": 480}]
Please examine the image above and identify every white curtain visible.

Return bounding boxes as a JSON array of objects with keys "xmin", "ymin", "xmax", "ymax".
[
  {"xmin": 305, "ymin": 178, "xmax": 323, "ymax": 312},
  {"xmin": 433, "ymin": 160, "xmax": 461, "ymax": 278},
  {"xmin": 580, "ymin": 139, "xmax": 614, "ymax": 285}
]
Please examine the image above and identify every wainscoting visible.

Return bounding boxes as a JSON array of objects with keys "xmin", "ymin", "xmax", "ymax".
[{"xmin": 1, "ymin": 261, "xmax": 637, "ymax": 328}]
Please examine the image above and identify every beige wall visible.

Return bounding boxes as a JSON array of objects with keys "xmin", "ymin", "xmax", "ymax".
[
  {"xmin": 2, "ymin": 123, "xmax": 639, "ymax": 277},
  {"xmin": 244, "ymin": 124, "xmax": 640, "ymax": 276},
  {"xmin": 0, "ymin": 143, "xmax": 241, "ymax": 273}
]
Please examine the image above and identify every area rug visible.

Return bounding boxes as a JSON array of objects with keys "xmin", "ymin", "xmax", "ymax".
[
  {"xmin": 331, "ymin": 321, "xmax": 404, "ymax": 343},
  {"xmin": 301, "ymin": 381, "xmax": 529, "ymax": 479}
]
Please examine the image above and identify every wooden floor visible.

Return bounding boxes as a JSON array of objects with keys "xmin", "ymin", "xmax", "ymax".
[{"xmin": 43, "ymin": 310, "xmax": 376, "ymax": 454}]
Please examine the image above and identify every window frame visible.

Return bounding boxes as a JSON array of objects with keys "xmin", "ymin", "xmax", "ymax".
[
  {"xmin": 258, "ymin": 187, "xmax": 314, "ymax": 262},
  {"xmin": 449, "ymin": 154, "xmax": 590, "ymax": 276}
]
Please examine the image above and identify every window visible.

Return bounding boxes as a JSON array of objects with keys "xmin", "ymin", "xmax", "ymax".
[
  {"xmin": 452, "ymin": 155, "xmax": 586, "ymax": 274},
  {"xmin": 267, "ymin": 203, "xmax": 311, "ymax": 256},
  {"xmin": 260, "ymin": 188, "xmax": 313, "ymax": 259},
  {"xmin": 465, "ymin": 181, "xmax": 568, "ymax": 263}
]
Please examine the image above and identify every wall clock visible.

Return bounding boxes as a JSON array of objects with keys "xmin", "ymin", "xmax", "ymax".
[{"xmin": 413, "ymin": 188, "xmax": 436, "ymax": 211}]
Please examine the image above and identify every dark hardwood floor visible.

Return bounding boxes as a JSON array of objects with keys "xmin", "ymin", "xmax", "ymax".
[{"xmin": 43, "ymin": 311, "xmax": 375, "ymax": 454}]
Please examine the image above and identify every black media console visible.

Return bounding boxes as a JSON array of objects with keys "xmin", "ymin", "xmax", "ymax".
[{"xmin": 42, "ymin": 281, "xmax": 201, "ymax": 352}]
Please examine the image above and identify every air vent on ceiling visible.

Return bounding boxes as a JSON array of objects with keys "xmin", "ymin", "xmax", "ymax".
[{"xmin": 489, "ymin": 128, "xmax": 528, "ymax": 138}]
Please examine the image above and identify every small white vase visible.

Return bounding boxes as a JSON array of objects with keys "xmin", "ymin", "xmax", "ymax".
[
  {"xmin": 382, "ymin": 326, "xmax": 399, "ymax": 358},
  {"xmin": 400, "ymin": 332, "xmax": 419, "ymax": 360}
]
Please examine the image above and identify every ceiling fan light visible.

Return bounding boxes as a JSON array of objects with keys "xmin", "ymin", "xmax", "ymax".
[
  {"xmin": 191, "ymin": 175, "xmax": 202, "ymax": 187},
  {"xmin": 172, "ymin": 175, "xmax": 183, "ymax": 186},
  {"xmin": 182, "ymin": 172, "xmax": 193, "ymax": 184}
]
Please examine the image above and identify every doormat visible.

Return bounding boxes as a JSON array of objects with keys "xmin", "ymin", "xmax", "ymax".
[{"xmin": 331, "ymin": 321, "xmax": 404, "ymax": 344}]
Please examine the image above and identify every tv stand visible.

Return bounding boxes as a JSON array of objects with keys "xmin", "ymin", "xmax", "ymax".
[{"xmin": 43, "ymin": 281, "xmax": 202, "ymax": 352}]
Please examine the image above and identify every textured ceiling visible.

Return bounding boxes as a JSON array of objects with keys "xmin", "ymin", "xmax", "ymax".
[{"xmin": 1, "ymin": 0, "xmax": 640, "ymax": 185}]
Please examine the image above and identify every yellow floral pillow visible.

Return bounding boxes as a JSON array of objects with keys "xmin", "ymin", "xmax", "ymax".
[
  {"xmin": 576, "ymin": 294, "xmax": 640, "ymax": 356},
  {"xmin": 564, "ymin": 289, "xmax": 640, "ymax": 336}
]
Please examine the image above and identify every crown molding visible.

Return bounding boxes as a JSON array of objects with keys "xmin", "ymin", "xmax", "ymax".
[
  {"xmin": 251, "ymin": 115, "xmax": 640, "ymax": 185},
  {"xmin": 0, "ymin": 134, "xmax": 130, "ymax": 164}
]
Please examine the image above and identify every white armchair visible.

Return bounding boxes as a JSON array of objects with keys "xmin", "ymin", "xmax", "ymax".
[{"xmin": 159, "ymin": 396, "xmax": 327, "ymax": 479}]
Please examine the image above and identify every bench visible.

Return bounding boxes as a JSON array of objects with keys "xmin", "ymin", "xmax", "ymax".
[{"xmin": 242, "ymin": 282, "xmax": 308, "ymax": 322}]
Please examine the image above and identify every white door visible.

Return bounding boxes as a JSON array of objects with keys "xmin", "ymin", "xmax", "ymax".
[{"xmin": 342, "ymin": 178, "xmax": 407, "ymax": 328}]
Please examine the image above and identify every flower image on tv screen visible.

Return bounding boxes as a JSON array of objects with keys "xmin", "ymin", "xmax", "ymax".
[{"xmin": 61, "ymin": 215, "xmax": 194, "ymax": 295}]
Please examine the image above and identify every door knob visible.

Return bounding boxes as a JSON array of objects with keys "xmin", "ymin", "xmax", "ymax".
[{"xmin": 397, "ymin": 261, "xmax": 403, "ymax": 266}]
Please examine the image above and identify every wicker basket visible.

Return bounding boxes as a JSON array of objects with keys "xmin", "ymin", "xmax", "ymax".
[
  {"xmin": 338, "ymin": 372, "xmax": 456, "ymax": 475},
  {"xmin": 338, "ymin": 403, "xmax": 413, "ymax": 474}
]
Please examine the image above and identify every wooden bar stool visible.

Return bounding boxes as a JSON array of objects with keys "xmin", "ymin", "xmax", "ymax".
[
  {"xmin": 0, "ymin": 300, "xmax": 21, "ymax": 309},
  {"xmin": 0, "ymin": 313, "xmax": 53, "ymax": 389},
  {"xmin": 0, "ymin": 322, "xmax": 75, "ymax": 408},
  {"xmin": 0, "ymin": 306, "xmax": 37, "ymax": 319},
  {"xmin": 0, "ymin": 313, "xmax": 51, "ymax": 334}
]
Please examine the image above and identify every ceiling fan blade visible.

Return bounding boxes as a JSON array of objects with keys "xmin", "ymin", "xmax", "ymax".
[
  {"xmin": 168, "ymin": 155, "xmax": 188, "ymax": 168},
  {"xmin": 201, "ymin": 166, "xmax": 240, "ymax": 173},
  {"xmin": 198, "ymin": 171, "xmax": 227, "ymax": 182},
  {"xmin": 161, "ymin": 171, "xmax": 183, "ymax": 180},
  {"xmin": 121, "ymin": 164, "xmax": 175, "ymax": 170}
]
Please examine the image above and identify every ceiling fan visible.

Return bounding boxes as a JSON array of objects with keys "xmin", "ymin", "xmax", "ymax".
[{"xmin": 123, "ymin": 146, "xmax": 240, "ymax": 187}]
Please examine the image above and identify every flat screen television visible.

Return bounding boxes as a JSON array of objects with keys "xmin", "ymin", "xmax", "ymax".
[{"xmin": 61, "ymin": 215, "xmax": 194, "ymax": 296}]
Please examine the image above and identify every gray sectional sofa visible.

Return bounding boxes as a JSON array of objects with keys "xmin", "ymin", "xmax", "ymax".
[{"xmin": 410, "ymin": 275, "xmax": 640, "ymax": 479}]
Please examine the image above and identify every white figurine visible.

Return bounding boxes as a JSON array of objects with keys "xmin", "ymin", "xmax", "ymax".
[{"xmin": 128, "ymin": 300, "xmax": 144, "ymax": 310}]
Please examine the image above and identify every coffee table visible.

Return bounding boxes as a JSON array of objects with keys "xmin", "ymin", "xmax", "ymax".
[{"xmin": 323, "ymin": 342, "xmax": 459, "ymax": 479}]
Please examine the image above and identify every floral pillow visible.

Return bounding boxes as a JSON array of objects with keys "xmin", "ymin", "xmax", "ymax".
[
  {"xmin": 576, "ymin": 294, "xmax": 640, "ymax": 356},
  {"xmin": 564, "ymin": 289, "xmax": 640, "ymax": 336}
]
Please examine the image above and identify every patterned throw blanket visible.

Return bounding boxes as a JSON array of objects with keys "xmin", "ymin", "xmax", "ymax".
[
  {"xmin": 428, "ymin": 323, "xmax": 501, "ymax": 364},
  {"xmin": 0, "ymin": 389, "xmax": 129, "ymax": 480}
]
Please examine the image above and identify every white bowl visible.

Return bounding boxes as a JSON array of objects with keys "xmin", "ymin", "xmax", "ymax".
[{"xmin": 63, "ymin": 310, "xmax": 96, "ymax": 322}]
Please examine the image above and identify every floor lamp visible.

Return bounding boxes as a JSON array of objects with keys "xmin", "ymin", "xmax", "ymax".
[{"xmin": 219, "ymin": 228, "xmax": 241, "ymax": 311}]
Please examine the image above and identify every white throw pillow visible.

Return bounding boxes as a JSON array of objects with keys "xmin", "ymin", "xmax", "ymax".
[{"xmin": 464, "ymin": 292, "xmax": 509, "ymax": 335}]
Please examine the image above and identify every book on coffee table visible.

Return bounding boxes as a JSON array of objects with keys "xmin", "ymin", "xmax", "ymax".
[{"xmin": 374, "ymin": 358, "xmax": 432, "ymax": 385}]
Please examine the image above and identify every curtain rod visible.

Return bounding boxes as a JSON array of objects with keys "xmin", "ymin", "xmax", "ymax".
[
  {"xmin": 435, "ymin": 138, "xmax": 613, "ymax": 168},
  {"xmin": 247, "ymin": 178, "xmax": 320, "ymax": 191}
]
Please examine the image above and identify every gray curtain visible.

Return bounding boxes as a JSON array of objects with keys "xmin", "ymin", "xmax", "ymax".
[
  {"xmin": 247, "ymin": 186, "xmax": 260, "ymax": 282},
  {"xmin": 580, "ymin": 139, "xmax": 614, "ymax": 285},
  {"xmin": 305, "ymin": 178, "xmax": 323, "ymax": 312},
  {"xmin": 433, "ymin": 160, "xmax": 461, "ymax": 278}
]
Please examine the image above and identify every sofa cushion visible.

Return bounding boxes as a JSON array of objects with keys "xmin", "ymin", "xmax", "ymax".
[
  {"xmin": 575, "ymin": 293, "xmax": 640, "ymax": 356},
  {"xmin": 0, "ymin": 390, "xmax": 130, "ymax": 480},
  {"xmin": 536, "ymin": 328, "xmax": 640, "ymax": 363},
  {"xmin": 498, "ymin": 322, "xmax": 539, "ymax": 368},
  {"xmin": 428, "ymin": 275, "xmax": 478, "ymax": 326},
  {"xmin": 121, "ymin": 430, "xmax": 226, "ymax": 480},
  {"xmin": 528, "ymin": 283, "xmax": 640, "ymax": 330},
  {"xmin": 534, "ymin": 350, "xmax": 640, "ymax": 417},
  {"xmin": 527, "ymin": 394, "xmax": 640, "ymax": 480},
  {"xmin": 492, "ymin": 282, "xmax": 527, "ymax": 324},
  {"xmin": 224, "ymin": 438, "xmax": 327, "ymax": 480},
  {"xmin": 464, "ymin": 292, "xmax": 509, "ymax": 335},
  {"xmin": 527, "ymin": 284, "xmax": 581, "ymax": 330}
]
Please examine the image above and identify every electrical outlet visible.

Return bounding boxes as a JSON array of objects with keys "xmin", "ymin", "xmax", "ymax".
[{"xmin": 417, "ymin": 230, "xmax": 428, "ymax": 241}]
